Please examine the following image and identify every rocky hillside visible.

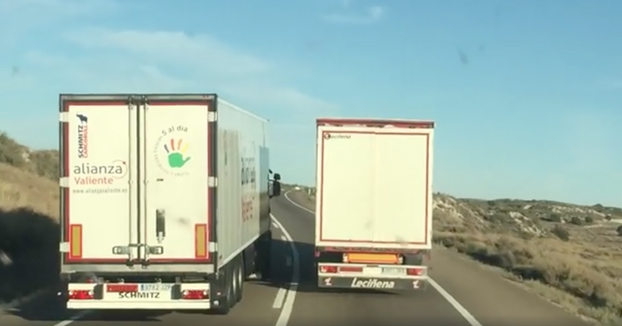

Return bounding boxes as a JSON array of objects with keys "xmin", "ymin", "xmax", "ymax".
[
  {"xmin": 433, "ymin": 193, "xmax": 622, "ymax": 238},
  {"xmin": 0, "ymin": 132, "xmax": 59, "ymax": 304},
  {"xmin": 0, "ymin": 132, "xmax": 58, "ymax": 180}
]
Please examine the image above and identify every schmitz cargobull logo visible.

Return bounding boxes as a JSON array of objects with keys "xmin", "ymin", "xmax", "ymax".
[{"xmin": 351, "ymin": 278, "xmax": 395, "ymax": 289}]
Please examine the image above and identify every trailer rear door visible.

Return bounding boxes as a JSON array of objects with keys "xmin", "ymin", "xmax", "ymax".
[
  {"xmin": 315, "ymin": 118, "xmax": 434, "ymax": 250},
  {"xmin": 60, "ymin": 95, "xmax": 216, "ymax": 265},
  {"xmin": 142, "ymin": 99, "xmax": 214, "ymax": 263},
  {"xmin": 61, "ymin": 99, "xmax": 136, "ymax": 263}
]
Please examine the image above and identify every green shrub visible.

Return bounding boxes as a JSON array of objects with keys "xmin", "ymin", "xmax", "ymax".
[{"xmin": 552, "ymin": 225, "xmax": 570, "ymax": 241}]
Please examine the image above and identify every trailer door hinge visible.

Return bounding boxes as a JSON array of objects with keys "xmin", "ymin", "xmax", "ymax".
[
  {"xmin": 59, "ymin": 112, "xmax": 70, "ymax": 122},
  {"xmin": 209, "ymin": 242, "xmax": 217, "ymax": 252},
  {"xmin": 59, "ymin": 177, "xmax": 69, "ymax": 188},
  {"xmin": 59, "ymin": 242, "xmax": 70, "ymax": 253},
  {"xmin": 208, "ymin": 112, "xmax": 217, "ymax": 122},
  {"xmin": 208, "ymin": 177, "xmax": 217, "ymax": 187}
]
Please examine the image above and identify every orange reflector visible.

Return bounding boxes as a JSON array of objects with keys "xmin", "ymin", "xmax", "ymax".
[
  {"xmin": 195, "ymin": 224, "xmax": 207, "ymax": 258},
  {"xmin": 345, "ymin": 253, "xmax": 399, "ymax": 264},
  {"xmin": 69, "ymin": 224, "xmax": 82, "ymax": 258}
]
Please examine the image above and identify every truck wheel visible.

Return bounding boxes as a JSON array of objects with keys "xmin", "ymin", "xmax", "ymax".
[
  {"xmin": 212, "ymin": 267, "xmax": 234, "ymax": 315},
  {"xmin": 228, "ymin": 264, "xmax": 238, "ymax": 309},
  {"xmin": 236, "ymin": 257, "xmax": 244, "ymax": 302}
]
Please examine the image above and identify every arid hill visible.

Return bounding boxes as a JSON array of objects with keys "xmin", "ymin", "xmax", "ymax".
[{"xmin": 0, "ymin": 132, "xmax": 59, "ymax": 304}]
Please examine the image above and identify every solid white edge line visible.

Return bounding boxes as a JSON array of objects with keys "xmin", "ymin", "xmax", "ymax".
[
  {"xmin": 270, "ymin": 213, "xmax": 300, "ymax": 326},
  {"xmin": 284, "ymin": 191, "xmax": 314, "ymax": 215},
  {"xmin": 428, "ymin": 278, "xmax": 483, "ymax": 326},
  {"xmin": 282, "ymin": 190, "xmax": 484, "ymax": 326}
]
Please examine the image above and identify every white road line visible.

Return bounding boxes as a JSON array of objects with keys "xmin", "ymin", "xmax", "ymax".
[
  {"xmin": 282, "ymin": 190, "xmax": 484, "ymax": 326},
  {"xmin": 283, "ymin": 191, "xmax": 313, "ymax": 215},
  {"xmin": 281, "ymin": 235, "xmax": 287, "ymax": 241},
  {"xmin": 428, "ymin": 278, "xmax": 483, "ymax": 326},
  {"xmin": 272, "ymin": 287, "xmax": 287, "ymax": 309},
  {"xmin": 270, "ymin": 213, "xmax": 300, "ymax": 326},
  {"xmin": 273, "ymin": 222, "xmax": 281, "ymax": 229}
]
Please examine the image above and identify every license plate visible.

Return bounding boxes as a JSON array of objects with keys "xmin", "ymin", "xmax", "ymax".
[
  {"xmin": 382, "ymin": 267, "xmax": 405, "ymax": 275},
  {"xmin": 140, "ymin": 284, "xmax": 173, "ymax": 292}
]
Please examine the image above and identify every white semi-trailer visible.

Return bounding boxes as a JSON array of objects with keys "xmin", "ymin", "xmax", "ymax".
[
  {"xmin": 314, "ymin": 118, "xmax": 434, "ymax": 291},
  {"xmin": 57, "ymin": 94, "xmax": 281, "ymax": 314}
]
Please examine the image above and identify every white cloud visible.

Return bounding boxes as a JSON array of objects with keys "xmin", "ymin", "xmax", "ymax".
[
  {"xmin": 20, "ymin": 28, "xmax": 338, "ymax": 115},
  {"xmin": 63, "ymin": 29, "xmax": 270, "ymax": 76},
  {"xmin": 323, "ymin": 5, "xmax": 386, "ymax": 25}
]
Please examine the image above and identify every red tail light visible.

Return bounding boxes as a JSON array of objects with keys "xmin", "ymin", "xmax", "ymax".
[
  {"xmin": 182, "ymin": 290, "xmax": 208, "ymax": 300},
  {"xmin": 339, "ymin": 266, "xmax": 363, "ymax": 272},
  {"xmin": 319, "ymin": 265, "xmax": 338, "ymax": 273},
  {"xmin": 68, "ymin": 290, "xmax": 94, "ymax": 300},
  {"xmin": 406, "ymin": 268, "xmax": 423, "ymax": 276}
]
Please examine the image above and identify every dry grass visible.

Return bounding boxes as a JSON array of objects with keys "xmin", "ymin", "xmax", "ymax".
[
  {"xmin": 287, "ymin": 188, "xmax": 622, "ymax": 325},
  {"xmin": 0, "ymin": 132, "xmax": 60, "ymax": 304},
  {"xmin": 0, "ymin": 163, "xmax": 59, "ymax": 220}
]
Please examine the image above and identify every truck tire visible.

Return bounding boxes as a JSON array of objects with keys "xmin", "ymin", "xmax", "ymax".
[
  {"xmin": 212, "ymin": 266, "xmax": 234, "ymax": 315},
  {"xmin": 236, "ymin": 257, "xmax": 244, "ymax": 303}
]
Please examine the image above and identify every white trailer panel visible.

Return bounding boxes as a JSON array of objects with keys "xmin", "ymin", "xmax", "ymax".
[
  {"xmin": 215, "ymin": 99, "xmax": 269, "ymax": 267},
  {"xmin": 314, "ymin": 118, "xmax": 434, "ymax": 250}
]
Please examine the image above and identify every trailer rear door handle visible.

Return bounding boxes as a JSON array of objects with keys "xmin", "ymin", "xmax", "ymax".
[{"xmin": 156, "ymin": 209, "xmax": 166, "ymax": 243}]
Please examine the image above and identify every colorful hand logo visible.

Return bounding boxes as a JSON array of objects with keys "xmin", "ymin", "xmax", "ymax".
[{"xmin": 163, "ymin": 138, "xmax": 191, "ymax": 168}]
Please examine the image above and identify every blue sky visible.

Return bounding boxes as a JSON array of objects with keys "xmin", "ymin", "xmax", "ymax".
[{"xmin": 1, "ymin": 0, "xmax": 621, "ymax": 206}]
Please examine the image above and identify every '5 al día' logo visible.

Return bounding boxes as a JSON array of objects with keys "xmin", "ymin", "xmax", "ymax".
[{"xmin": 154, "ymin": 125, "xmax": 191, "ymax": 176}]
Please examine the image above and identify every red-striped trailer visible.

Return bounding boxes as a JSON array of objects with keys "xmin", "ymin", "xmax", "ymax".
[
  {"xmin": 58, "ymin": 94, "xmax": 280, "ymax": 314},
  {"xmin": 314, "ymin": 118, "xmax": 434, "ymax": 291}
]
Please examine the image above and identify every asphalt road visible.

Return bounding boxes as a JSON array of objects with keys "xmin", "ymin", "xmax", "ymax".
[{"xmin": 0, "ymin": 191, "xmax": 592, "ymax": 326}]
